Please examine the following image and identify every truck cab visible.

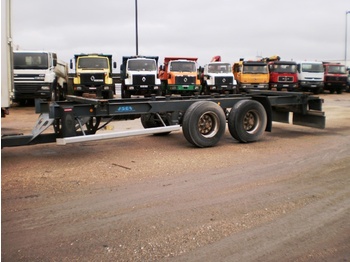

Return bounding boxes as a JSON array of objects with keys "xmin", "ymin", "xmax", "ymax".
[
  {"xmin": 233, "ymin": 60, "xmax": 269, "ymax": 92},
  {"xmin": 296, "ymin": 61, "xmax": 324, "ymax": 94},
  {"xmin": 13, "ymin": 51, "xmax": 67, "ymax": 103},
  {"xmin": 268, "ymin": 61, "xmax": 298, "ymax": 91},
  {"xmin": 322, "ymin": 62, "xmax": 347, "ymax": 94},
  {"xmin": 120, "ymin": 56, "xmax": 161, "ymax": 98},
  {"xmin": 200, "ymin": 62, "xmax": 237, "ymax": 94},
  {"xmin": 70, "ymin": 53, "xmax": 116, "ymax": 99},
  {"xmin": 159, "ymin": 57, "xmax": 201, "ymax": 96}
]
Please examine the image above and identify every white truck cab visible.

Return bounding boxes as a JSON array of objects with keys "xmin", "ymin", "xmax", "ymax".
[
  {"xmin": 13, "ymin": 51, "xmax": 68, "ymax": 102},
  {"xmin": 296, "ymin": 61, "xmax": 324, "ymax": 94},
  {"xmin": 121, "ymin": 56, "xmax": 161, "ymax": 98},
  {"xmin": 201, "ymin": 62, "xmax": 237, "ymax": 94}
]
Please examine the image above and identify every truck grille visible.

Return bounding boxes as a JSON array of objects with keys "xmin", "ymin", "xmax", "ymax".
[
  {"xmin": 325, "ymin": 76, "xmax": 347, "ymax": 82},
  {"xmin": 278, "ymin": 76, "xmax": 294, "ymax": 82},
  {"xmin": 14, "ymin": 83, "xmax": 41, "ymax": 93},
  {"xmin": 175, "ymin": 76, "xmax": 196, "ymax": 85},
  {"xmin": 132, "ymin": 75, "xmax": 155, "ymax": 85},
  {"xmin": 80, "ymin": 73, "xmax": 105, "ymax": 85},
  {"xmin": 215, "ymin": 76, "xmax": 233, "ymax": 85},
  {"xmin": 14, "ymin": 74, "xmax": 44, "ymax": 81}
]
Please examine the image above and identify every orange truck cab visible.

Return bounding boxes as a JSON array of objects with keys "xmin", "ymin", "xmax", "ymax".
[{"xmin": 159, "ymin": 57, "xmax": 201, "ymax": 95}]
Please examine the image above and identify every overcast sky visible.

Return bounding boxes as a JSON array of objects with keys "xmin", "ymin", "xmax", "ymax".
[{"xmin": 11, "ymin": 0, "xmax": 350, "ymax": 69}]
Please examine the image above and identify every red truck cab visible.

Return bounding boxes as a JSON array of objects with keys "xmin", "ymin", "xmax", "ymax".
[
  {"xmin": 323, "ymin": 62, "xmax": 347, "ymax": 94},
  {"xmin": 268, "ymin": 60, "xmax": 298, "ymax": 92}
]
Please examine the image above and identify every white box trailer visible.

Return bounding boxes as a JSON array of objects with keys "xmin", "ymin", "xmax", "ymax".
[{"xmin": 1, "ymin": 0, "xmax": 14, "ymax": 117}]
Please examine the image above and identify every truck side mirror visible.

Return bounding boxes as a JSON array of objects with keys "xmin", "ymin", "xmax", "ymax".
[
  {"xmin": 113, "ymin": 62, "xmax": 117, "ymax": 69},
  {"xmin": 52, "ymin": 53, "xmax": 57, "ymax": 67},
  {"xmin": 70, "ymin": 60, "xmax": 73, "ymax": 69}
]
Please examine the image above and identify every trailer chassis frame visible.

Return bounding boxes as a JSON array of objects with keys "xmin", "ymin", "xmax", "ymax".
[{"xmin": 1, "ymin": 91, "xmax": 325, "ymax": 148}]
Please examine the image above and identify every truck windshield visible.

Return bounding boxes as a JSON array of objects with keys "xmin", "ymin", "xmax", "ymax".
[
  {"xmin": 170, "ymin": 61, "xmax": 196, "ymax": 72},
  {"xmin": 13, "ymin": 53, "xmax": 48, "ymax": 70},
  {"xmin": 78, "ymin": 58, "xmax": 108, "ymax": 69},
  {"xmin": 243, "ymin": 65, "xmax": 268, "ymax": 74},
  {"xmin": 128, "ymin": 59, "xmax": 156, "ymax": 71},
  {"xmin": 301, "ymin": 63, "xmax": 324, "ymax": 73},
  {"xmin": 328, "ymin": 65, "xmax": 346, "ymax": 74},
  {"xmin": 208, "ymin": 63, "xmax": 231, "ymax": 73},
  {"xmin": 270, "ymin": 64, "xmax": 297, "ymax": 73}
]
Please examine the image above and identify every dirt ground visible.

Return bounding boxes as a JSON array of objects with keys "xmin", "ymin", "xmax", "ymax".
[{"xmin": 1, "ymin": 93, "xmax": 350, "ymax": 261}]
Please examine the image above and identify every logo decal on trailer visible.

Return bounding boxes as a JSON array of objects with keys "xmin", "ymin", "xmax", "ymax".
[{"xmin": 116, "ymin": 106, "xmax": 135, "ymax": 112}]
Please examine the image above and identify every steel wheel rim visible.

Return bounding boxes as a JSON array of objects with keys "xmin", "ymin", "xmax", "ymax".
[
  {"xmin": 198, "ymin": 111, "xmax": 219, "ymax": 138},
  {"xmin": 243, "ymin": 110, "xmax": 260, "ymax": 133}
]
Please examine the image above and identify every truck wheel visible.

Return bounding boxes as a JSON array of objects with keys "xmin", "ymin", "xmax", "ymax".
[
  {"xmin": 59, "ymin": 83, "xmax": 67, "ymax": 101},
  {"xmin": 50, "ymin": 80, "xmax": 58, "ymax": 101},
  {"xmin": 228, "ymin": 100, "xmax": 267, "ymax": 143},
  {"xmin": 122, "ymin": 89, "xmax": 131, "ymax": 98},
  {"xmin": 103, "ymin": 90, "xmax": 114, "ymax": 99},
  {"xmin": 182, "ymin": 101, "xmax": 226, "ymax": 147}
]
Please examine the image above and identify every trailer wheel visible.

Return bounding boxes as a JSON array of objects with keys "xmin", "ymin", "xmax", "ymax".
[
  {"xmin": 228, "ymin": 100, "xmax": 267, "ymax": 143},
  {"xmin": 182, "ymin": 101, "xmax": 226, "ymax": 147}
]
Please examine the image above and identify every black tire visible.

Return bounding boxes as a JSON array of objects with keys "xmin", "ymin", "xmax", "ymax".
[
  {"xmin": 182, "ymin": 101, "xmax": 226, "ymax": 148},
  {"xmin": 59, "ymin": 83, "xmax": 67, "ymax": 101},
  {"xmin": 50, "ymin": 80, "xmax": 58, "ymax": 101},
  {"xmin": 121, "ymin": 84, "xmax": 131, "ymax": 98},
  {"xmin": 103, "ymin": 90, "xmax": 114, "ymax": 99},
  {"xmin": 228, "ymin": 100, "xmax": 267, "ymax": 143}
]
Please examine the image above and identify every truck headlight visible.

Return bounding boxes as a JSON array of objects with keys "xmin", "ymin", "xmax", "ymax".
[
  {"xmin": 41, "ymin": 86, "xmax": 50, "ymax": 90},
  {"xmin": 104, "ymin": 86, "xmax": 110, "ymax": 90}
]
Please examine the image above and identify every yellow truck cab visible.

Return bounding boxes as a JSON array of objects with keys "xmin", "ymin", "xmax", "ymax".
[
  {"xmin": 233, "ymin": 59, "xmax": 269, "ymax": 92},
  {"xmin": 70, "ymin": 53, "xmax": 116, "ymax": 99}
]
